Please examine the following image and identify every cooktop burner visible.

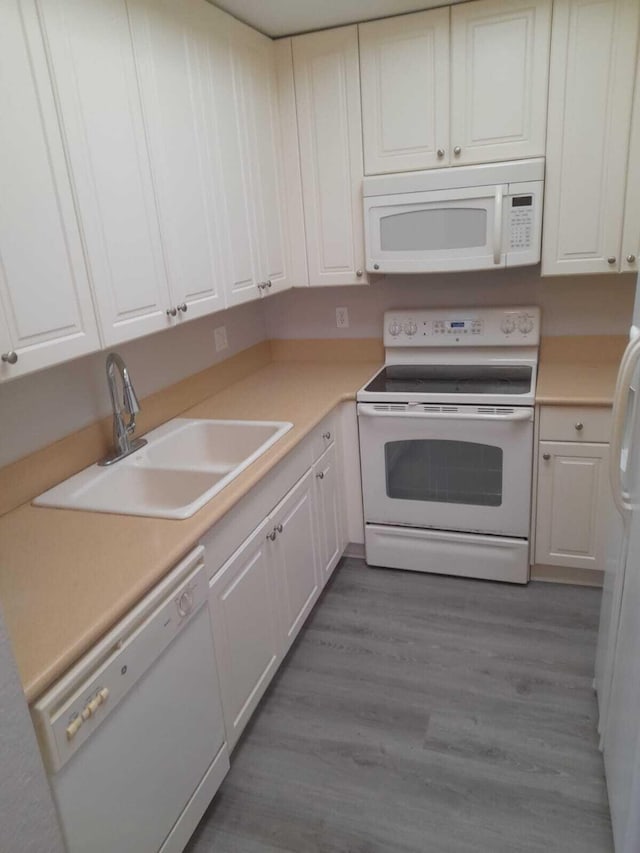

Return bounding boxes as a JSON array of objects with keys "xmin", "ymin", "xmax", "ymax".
[{"xmin": 363, "ymin": 364, "xmax": 533, "ymax": 396}]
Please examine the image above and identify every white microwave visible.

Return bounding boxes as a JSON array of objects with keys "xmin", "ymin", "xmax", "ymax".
[{"xmin": 363, "ymin": 158, "xmax": 544, "ymax": 274}]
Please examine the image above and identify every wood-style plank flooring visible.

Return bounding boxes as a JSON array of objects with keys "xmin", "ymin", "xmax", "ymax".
[{"xmin": 186, "ymin": 558, "xmax": 613, "ymax": 853}]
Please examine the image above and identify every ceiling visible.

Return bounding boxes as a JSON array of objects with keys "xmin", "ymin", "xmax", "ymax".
[{"xmin": 209, "ymin": 0, "xmax": 465, "ymax": 38}]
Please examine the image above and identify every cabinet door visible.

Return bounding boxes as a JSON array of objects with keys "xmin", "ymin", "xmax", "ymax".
[
  {"xmin": 359, "ymin": 9, "xmax": 450, "ymax": 175},
  {"xmin": 314, "ymin": 442, "xmax": 343, "ymax": 585},
  {"xmin": 270, "ymin": 469, "xmax": 320, "ymax": 653},
  {"xmin": 209, "ymin": 517, "xmax": 281, "ymax": 750},
  {"xmin": 535, "ymin": 441, "xmax": 609, "ymax": 570},
  {"xmin": 128, "ymin": 0, "xmax": 225, "ymax": 320},
  {"xmin": 38, "ymin": 0, "xmax": 173, "ymax": 346},
  {"xmin": 292, "ymin": 26, "xmax": 368, "ymax": 287},
  {"xmin": 450, "ymin": 0, "xmax": 551, "ymax": 167},
  {"xmin": 621, "ymin": 50, "xmax": 640, "ymax": 275},
  {"xmin": 542, "ymin": 0, "xmax": 640, "ymax": 276},
  {"xmin": 0, "ymin": 0, "xmax": 100, "ymax": 381}
]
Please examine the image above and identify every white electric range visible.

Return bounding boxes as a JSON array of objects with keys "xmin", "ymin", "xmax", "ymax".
[{"xmin": 357, "ymin": 306, "xmax": 540, "ymax": 584}]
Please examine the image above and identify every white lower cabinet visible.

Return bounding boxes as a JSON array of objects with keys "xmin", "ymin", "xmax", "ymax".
[
  {"xmin": 314, "ymin": 442, "xmax": 342, "ymax": 583},
  {"xmin": 208, "ymin": 415, "xmax": 346, "ymax": 750},
  {"xmin": 208, "ymin": 517, "xmax": 281, "ymax": 750}
]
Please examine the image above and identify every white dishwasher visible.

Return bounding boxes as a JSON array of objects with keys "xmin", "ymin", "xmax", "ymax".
[{"xmin": 31, "ymin": 545, "xmax": 229, "ymax": 853}]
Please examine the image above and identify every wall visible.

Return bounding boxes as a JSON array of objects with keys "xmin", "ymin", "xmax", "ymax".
[
  {"xmin": 0, "ymin": 300, "xmax": 267, "ymax": 469},
  {"xmin": 0, "ymin": 603, "xmax": 66, "ymax": 853},
  {"xmin": 263, "ymin": 268, "xmax": 636, "ymax": 340}
]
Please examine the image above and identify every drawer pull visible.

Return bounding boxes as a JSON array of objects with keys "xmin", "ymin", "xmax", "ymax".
[
  {"xmin": 542, "ymin": 453, "xmax": 551, "ymax": 460},
  {"xmin": 575, "ymin": 422, "xmax": 584, "ymax": 431}
]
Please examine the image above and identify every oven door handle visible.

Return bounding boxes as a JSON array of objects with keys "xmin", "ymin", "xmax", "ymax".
[{"xmin": 358, "ymin": 405, "xmax": 533, "ymax": 423}]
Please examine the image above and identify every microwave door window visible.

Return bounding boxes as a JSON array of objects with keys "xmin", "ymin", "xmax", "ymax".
[
  {"xmin": 385, "ymin": 439, "xmax": 503, "ymax": 507},
  {"xmin": 379, "ymin": 208, "xmax": 488, "ymax": 252}
]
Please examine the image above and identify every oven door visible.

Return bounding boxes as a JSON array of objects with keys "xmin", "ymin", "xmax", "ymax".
[{"xmin": 357, "ymin": 403, "xmax": 534, "ymax": 537}]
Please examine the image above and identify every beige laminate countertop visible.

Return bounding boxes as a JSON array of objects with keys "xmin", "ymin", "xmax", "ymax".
[
  {"xmin": 0, "ymin": 359, "xmax": 379, "ymax": 704},
  {"xmin": 536, "ymin": 335, "xmax": 627, "ymax": 406}
]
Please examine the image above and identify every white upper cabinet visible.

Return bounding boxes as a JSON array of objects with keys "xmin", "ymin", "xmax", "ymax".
[
  {"xmin": 37, "ymin": 0, "xmax": 173, "ymax": 346},
  {"xmin": 359, "ymin": 9, "xmax": 450, "ymax": 174},
  {"xmin": 450, "ymin": 0, "xmax": 552, "ymax": 166},
  {"xmin": 621, "ymin": 50, "xmax": 640, "ymax": 275},
  {"xmin": 128, "ymin": 0, "xmax": 225, "ymax": 321},
  {"xmin": 292, "ymin": 27, "xmax": 368, "ymax": 286},
  {"xmin": 542, "ymin": 0, "xmax": 640, "ymax": 276},
  {"xmin": 0, "ymin": 0, "xmax": 100, "ymax": 381}
]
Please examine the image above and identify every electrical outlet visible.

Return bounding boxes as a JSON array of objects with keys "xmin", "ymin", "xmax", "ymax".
[
  {"xmin": 214, "ymin": 326, "xmax": 228, "ymax": 352},
  {"xmin": 336, "ymin": 307, "xmax": 349, "ymax": 329}
]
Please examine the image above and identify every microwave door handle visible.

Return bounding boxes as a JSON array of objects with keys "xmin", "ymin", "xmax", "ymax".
[
  {"xmin": 358, "ymin": 405, "xmax": 532, "ymax": 423},
  {"xmin": 609, "ymin": 336, "xmax": 640, "ymax": 514},
  {"xmin": 493, "ymin": 186, "xmax": 503, "ymax": 265}
]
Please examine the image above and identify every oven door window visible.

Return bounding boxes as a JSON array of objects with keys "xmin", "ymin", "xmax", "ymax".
[{"xmin": 385, "ymin": 440, "xmax": 503, "ymax": 507}]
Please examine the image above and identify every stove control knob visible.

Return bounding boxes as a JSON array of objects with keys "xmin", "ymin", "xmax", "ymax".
[
  {"xmin": 518, "ymin": 313, "xmax": 534, "ymax": 335},
  {"xmin": 501, "ymin": 314, "xmax": 516, "ymax": 335},
  {"xmin": 388, "ymin": 320, "xmax": 402, "ymax": 337},
  {"xmin": 404, "ymin": 320, "xmax": 417, "ymax": 337}
]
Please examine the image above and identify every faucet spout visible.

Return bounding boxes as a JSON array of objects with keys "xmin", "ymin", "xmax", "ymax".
[{"xmin": 99, "ymin": 353, "xmax": 147, "ymax": 466}]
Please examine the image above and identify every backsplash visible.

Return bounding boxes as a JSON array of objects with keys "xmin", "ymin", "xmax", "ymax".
[
  {"xmin": 263, "ymin": 268, "xmax": 636, "ymax": 340},
  {"xmin": 0, "ymin": 301, "xmax": 267, "ymax": 469}
]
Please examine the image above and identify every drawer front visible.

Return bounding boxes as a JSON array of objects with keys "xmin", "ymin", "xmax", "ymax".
[
  {"xmin": 539, "ymin": 406, "xmax": 612, "ymax": 443},
  {"xmin": 311, "ymin": 411, "xmax": 337, "ymax": 461}
]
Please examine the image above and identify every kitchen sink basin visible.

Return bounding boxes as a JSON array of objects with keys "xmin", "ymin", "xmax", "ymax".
[{"xmin": 33, "ymin": 418, "xmax": 293, "ymax": 519}]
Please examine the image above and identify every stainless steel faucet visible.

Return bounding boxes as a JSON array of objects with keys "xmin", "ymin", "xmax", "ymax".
[{"xmin": 99, "ymin": 352, "xmax": 147, "ymax": 466}]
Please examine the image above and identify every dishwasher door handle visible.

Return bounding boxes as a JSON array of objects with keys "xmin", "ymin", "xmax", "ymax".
[{"xmin": 358, "ymin": 405, "xmax": 533, "ymax": 423}]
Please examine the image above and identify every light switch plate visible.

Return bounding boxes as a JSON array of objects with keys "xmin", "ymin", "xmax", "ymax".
[{"xmin": 214, "ymin": 326, "xmax": 228, "ymax": 352}]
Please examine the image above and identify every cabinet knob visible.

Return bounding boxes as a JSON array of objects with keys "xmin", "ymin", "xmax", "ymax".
[
  {"xmin": 323, "ymin": 431, "xmax": 331, "ymax": 440},
  {"xmin": 373, "ymin": 263, "xmax": 380, "ymax": 271},
  {"xmin": 574, "ymin": 422, "xmax": 584, "ymax": 431},
  {"xmin": 437, "ymin": 148, "xmax": 445, "ymax": 159},
  {"xmin": 356, "ymin": 269, "xmax": 363, "ymax": 277},
  {"xmin": 266, "ymin": 280, "xmax": 272, "ymax": 289},
  {"xmin": 177, "ymin": 302, "xmax": 188, "ymax": 313},
  {"xmin": 542, "ymin": 453, "xmax": 551, "ymax": 461},
  {"xmin": 453, "ymin": 146, "xmax": 462, "ymax": 156},
  {"xmin": 316, "ymin": 471, "xmax": 324, "ymax": 480},
  {"xmin": 166, "ymin": 307, "xmax": 177, "ymax": 317},
  {"xmin": 1, "ymin": 351, "xmax": 18, "ymax": 364},
  {"xmin": 267, "ymin": 529, "xmax": 277, "ymax": 541},
  {"xmin": 276, "ymin": 523, "xmax": 283, "ymax": 533},
  {"xmin": 627, "ymin": 254, "xmax": 637, "ymax": 264},
  {"xmin": 608, "ymin": 257, "xmax": 617, "ymax": 265}
]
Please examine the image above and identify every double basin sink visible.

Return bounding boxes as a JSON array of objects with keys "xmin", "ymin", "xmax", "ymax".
[{"xmin": 34, "ymin": 418, "xmax": 293, "ymax": 519}]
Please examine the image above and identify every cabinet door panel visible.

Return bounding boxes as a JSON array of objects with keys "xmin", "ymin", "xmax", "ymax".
[
  {"xmin": 622, "ymin": 50, "xmax": 640, "ymax": 275},
  {"xmin": 271, "ymin": 470, "xmax": 319, "ymax": 652},
  {"xmin": 359, "ymin": 9, "xmax": 450, "ymax": 174},
  {"xmin": 314, "ymin": 443, "xmax": 342, "ymax": 584},
  {"xmin": 0, "ymin": 0, "xmax": 100, "ymax": 380},
  {"xmin": 535, "ymin": 441, "xmax": 609, "ymax": 570},
  {"xmin": 38, "ymin": 0, "xmax": 172, "ymax": 345},
  {"xmin": 129, "ymin": 0, "xmax": 224, "ymax": 319},
  {"xmin": 450, "ymin": 0, "xmax": 551, "ymax": 166},
  {"xmin": 542, "ymin": 0, "xmax": 639, "ymax": 275},
  {"xmin": 293, "ymin": 26, "xmax": 367, "ymax": 286},
  {"xmin": 209, "ymin": 518, "xmax": 281, "ymax": 750}
]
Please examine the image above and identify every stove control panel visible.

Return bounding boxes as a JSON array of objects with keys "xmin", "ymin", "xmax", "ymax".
[{"xmin": 384, "ymin": 306, "xmax": 540, "ymax": 347}]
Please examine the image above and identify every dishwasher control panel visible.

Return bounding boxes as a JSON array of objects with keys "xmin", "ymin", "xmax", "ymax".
[{"xmin": 31, "ymin": 546, "xmax": 207, "ymax": 773}]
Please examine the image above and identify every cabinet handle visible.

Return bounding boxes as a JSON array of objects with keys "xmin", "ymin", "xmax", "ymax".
[
  {"xmin": 356, "ymin": 269, "xmax": 363, "ymax": 277},
  {"xmin": 316, "ymin": 471, "xmax": 324, "ymax": 480},
  {"xmin": 437, "ymin": 148, "xmax": 445, "ymax": 159},
  {"xmin": 542, "ymin": 453, "xmax": 551, "ymax": 460},
  {"xmin": 166, "ymin": 307, "xmax": 177, "ymax": 317},
  {"xmin": 267, "ymin": 529, "xmax": 277, "ymax": 541},
  {"xmin": 1, "ymin": 351, "xmax": 18, "ymax": 364},
  {"xmin": 276, "ymin": 523, "xmax": 283, "ymax": 533},
  {"xmin": 323, "ymin": 431, "xmax": 331, "ymax": 440},
  {"xmin": 608, "ymin": 257, "xmax": 617, "ymax": 265},
  {"xmin": 177, "ymin": 302, "xmax": 187, "ymax": 313},
  {"xmin": 453, "ymin": 146, "xmax": 462, "ymax": 156},
  {"xmin": 574, "ymin": 422, "xmax": 584, "ymax": 431},
  {"xmin": 627, "ymin": 254, "xmax": 637, "ymax": 264}
]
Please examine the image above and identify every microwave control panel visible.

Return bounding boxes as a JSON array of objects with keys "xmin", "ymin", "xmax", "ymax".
[
  {"xmin": 384, "ymin": 307, "xmax": 541, "ymax": 347},
  {"xmin": 509, "ymin": 195, "xmax": 534, "ymax": 250}
]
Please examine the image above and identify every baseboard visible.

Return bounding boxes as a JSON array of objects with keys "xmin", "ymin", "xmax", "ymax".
[{"xmin": 531, "ymin": 564, "xmax": 604, "ymax": 587}]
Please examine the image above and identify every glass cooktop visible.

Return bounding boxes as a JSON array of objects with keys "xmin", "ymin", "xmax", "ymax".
[{"xmin": 363, "ymin": 364, "xmax": 533, "ymax": 395}]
